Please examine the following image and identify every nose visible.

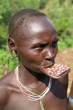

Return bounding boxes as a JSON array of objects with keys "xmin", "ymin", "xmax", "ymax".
[{"xmin": 43, "ymin": 47, "xmax": 55, "ymax": 60}]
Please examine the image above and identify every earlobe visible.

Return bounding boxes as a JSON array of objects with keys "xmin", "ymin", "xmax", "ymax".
[{"xmin": 8, "ymin": 37, "xmax": 16, "ymax": 52}]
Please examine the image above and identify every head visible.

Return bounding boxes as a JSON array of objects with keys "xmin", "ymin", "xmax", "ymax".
[{"xmin": 8, "ymin": 9, "xmax": 58, "ymax": 75}]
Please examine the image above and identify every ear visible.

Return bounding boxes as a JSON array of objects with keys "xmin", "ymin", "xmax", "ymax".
[{"xmin": 8, "ymin": 37, "xmax": 16, "ymax": 53}]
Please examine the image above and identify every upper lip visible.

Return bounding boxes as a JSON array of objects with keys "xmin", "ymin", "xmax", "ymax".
[{"xmin": 41, "ymin": 60, "xmax": 55, "ymax": 68}]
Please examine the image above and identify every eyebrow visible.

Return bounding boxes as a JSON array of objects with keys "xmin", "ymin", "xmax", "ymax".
[
  {"xmin": 30, "ymin": 36, "xmax": 59, "ymax": 48},
  {"xmin": 31, "ymin": 42, "xmax": 48, "ymax": 48}
]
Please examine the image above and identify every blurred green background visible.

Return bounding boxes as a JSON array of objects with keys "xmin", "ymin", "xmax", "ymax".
[{"xmin": 0, "ymin": 0, "xmax": 73, "ymax": 77}]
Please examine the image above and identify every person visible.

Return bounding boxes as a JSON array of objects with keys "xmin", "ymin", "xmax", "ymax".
[{"xmin": 0, "ymin": 8, "xmax": 70, "ymax": 110}]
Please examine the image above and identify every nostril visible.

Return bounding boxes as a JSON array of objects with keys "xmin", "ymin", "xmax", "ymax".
[
  {"xmin": 42, "ymin": 47, "xmax": 55, "ymax": 60},
  {"xmin": 45, "ymin": 53, "xmax": 54, "ymax": 60},
  {"xmin": 45, "ymin": 49, "xmax": 54, "ymax": 59}
]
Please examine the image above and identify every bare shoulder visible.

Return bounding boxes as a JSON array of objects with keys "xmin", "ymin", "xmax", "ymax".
[
  {"xmin": 0, "ymin": 82, "xmax": 9, "ymax": 107},
  {"xmin": 0, "ymin": 75, "xmax": 10, "ymax": 109},
  {"xmin": 0, "ymin": 70, "xmax": 18, "ymax": 109}
]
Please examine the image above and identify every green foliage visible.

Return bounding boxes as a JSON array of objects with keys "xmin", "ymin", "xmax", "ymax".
[
  {"xmin": 0, "ymin": 0, "xmax": 73, "ymax": 76},
  {"xmin": 44, "ymin": 0, "xmax": 73, "ymax": 50},
  {"xmin": 0, "ymin": 49, "xmax": 19, "ymax": 77},
  {"xmin": 0, "ymin": 0, "xmax": 40, "ymax": 48}
]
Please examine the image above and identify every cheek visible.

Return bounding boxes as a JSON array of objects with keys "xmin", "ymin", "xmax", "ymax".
[{"xmin": 17, "ymin": 49, "xmax": 43, "ymax": 64}]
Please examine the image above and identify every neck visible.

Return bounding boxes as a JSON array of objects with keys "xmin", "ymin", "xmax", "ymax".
[
  {"xmin": 18, "ymin": 64, "xmax": 50, "ymax": 87},
  {"xmin": 15, "ymin": 66, "xmax": 52, "ymax": 101},
  {"xmin": 18, "ymin": 64, "xmax": 38, "ymax": 86}
]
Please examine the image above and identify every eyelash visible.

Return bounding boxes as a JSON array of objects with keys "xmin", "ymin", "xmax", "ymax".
[
  {"xmin": 36, "ymin": 42, "xmax": 57, "ymax": 49},
  {"xmin": 33, "ymin": 44, "xmax": 47, "ymax": 51}
]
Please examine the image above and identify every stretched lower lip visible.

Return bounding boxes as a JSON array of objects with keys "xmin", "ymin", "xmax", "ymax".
[
  {"xmin": 41, "ymin": 63, "xmax": 54, "ymax": 68},
  {"xmin": 43, "ymin": 64, "xmax": 54, "ymax": 68},
  {"xmin": 40, "ymin": 63, "xmax": 70, "ymax": 79}
]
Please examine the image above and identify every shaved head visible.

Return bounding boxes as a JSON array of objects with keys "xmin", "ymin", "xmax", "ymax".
[
  {"xmin": 8, "ymin": 9, "xmax": 46, "ymax": 39},
  {"xmin": 8, "ymin": 9, "xmax": 55, "ymax": 40}
]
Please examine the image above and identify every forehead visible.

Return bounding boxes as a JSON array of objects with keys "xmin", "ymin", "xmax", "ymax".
[
  {"xmin": 28, "ymin": 17, "xmax": 55, "ymax": 33},
  {"xmin": 15, "ymin": 16, "xmax": 57, "ymax": 45},
  {"xmin": 23, "ymin": 16, "xmax": 56, "ymax": 35}
]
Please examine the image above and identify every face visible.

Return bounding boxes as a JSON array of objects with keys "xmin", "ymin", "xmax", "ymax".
[{"xmin": 9, "ymin": 16, "xmax": 58, "ymax": 75}]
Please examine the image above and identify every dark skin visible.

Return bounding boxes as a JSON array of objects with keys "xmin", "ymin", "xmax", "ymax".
[{"xmin": 0, "ymin": 16, "xmax": 69, "ymax": 110}]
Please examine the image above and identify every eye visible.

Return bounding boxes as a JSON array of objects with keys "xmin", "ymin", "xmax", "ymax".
[
  {"xmin": 51, "ymin": 40, "xmax": 58, "ymax": 48},
  {"xmin": 32, "ymin": 43, "xmax": 48, "ymax": 52}
]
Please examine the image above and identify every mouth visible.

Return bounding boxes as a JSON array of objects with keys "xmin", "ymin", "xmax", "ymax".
[
  {"xmin": 41, "ymin": 60, "xmax": 55, "ymax": 68},
  {"xmin": 40, "ymin": 63, "xmax": 70, "ymax": 79}
]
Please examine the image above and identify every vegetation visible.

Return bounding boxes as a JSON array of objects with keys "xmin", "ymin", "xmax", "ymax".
[{"xmin": 0, "ymin": 0, "xmax": 73, "ymax": 76}]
